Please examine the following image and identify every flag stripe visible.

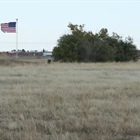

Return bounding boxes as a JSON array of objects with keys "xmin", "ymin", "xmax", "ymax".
[{"xmin": 1, "ymin": 22, "xmax": 16, "ymax": 33}]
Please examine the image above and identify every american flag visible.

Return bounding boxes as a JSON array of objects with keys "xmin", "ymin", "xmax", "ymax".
[{"xmin": 1, "ymin": 22, "xmax": 16, "ymax": 33}]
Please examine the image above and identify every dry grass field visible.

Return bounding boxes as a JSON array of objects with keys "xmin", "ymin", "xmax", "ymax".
[{"xmin": 0, "ymin": 59, "xmax": 140, "ymax": 140}]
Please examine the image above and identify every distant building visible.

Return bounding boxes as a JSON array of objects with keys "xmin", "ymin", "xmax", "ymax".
[
  {"xmin": 7, "ymin": 51, "xmax": 43, "ymax": 59},
  {"xmin": 43, "ymin": 51, "xmax": 52, "ymax": 58},
  {"xmin": 7, "ymin": 50, "xmax": 53, "ymax": 59}
]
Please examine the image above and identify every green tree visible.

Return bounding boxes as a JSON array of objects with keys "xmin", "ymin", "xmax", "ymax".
[
  {"xmin": 53, "ymin": 23, "xmax": 138, "ymax": 62},
  {"xmin": 53, "ymin": 34, "xmax": 86, "ymax": 62}
]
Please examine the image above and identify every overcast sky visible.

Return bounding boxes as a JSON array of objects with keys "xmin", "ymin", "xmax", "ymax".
[{"xmin": 0, "ymin": 0, "xmax": 140, "ymax": 52}]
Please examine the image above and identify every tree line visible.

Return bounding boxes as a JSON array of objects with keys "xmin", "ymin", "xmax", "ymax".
[{"xmin": 53, "ymin": 23, "xmax": 139, "ymax": 62}]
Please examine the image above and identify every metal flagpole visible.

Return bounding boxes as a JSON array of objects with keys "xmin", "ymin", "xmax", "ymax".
[{"xmin": 16, "ymin": 19, "xmax": 18, "ymax": 58}]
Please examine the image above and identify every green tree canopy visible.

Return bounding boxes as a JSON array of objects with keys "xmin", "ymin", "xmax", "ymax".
[{"xmin": 53, "ymin": 23, "xmax": 139, "ymax": 62}]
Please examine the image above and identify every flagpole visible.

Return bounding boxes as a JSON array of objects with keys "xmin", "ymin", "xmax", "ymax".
[{"xmin": 16, "ymin": 18, "xmax": 18, "ymax": 58}]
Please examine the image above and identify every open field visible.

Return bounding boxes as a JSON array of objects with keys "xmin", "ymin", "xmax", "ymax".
[{"xmin": 0, "ymin": 59, "xmax": 140, "ymax": 140}]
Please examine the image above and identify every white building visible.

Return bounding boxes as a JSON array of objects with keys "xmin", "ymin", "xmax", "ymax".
[{"xmin": 43, "ymin": 51, "xmax": 52, "ymax": 59}]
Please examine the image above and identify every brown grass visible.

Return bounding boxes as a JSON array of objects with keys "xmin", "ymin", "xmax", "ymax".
[{"xmin": 0, "ymin": 60, "xmax": 140, "ymax": 140}]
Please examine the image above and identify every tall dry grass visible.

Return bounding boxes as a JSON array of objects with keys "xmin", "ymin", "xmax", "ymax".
[{"xmin": 0, "ymin": 60, "xmax": 140, "ymax": 140}]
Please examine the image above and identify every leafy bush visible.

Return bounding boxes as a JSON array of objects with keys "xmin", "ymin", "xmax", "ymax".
[{"xmin": 53, "ymin": 23, "xmax": 139, "ymax": 62}]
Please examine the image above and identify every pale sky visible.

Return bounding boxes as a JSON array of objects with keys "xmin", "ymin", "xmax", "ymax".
[{"xmin": 0, "ymin": 0, "xmax": 140, "ymax": 52}]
